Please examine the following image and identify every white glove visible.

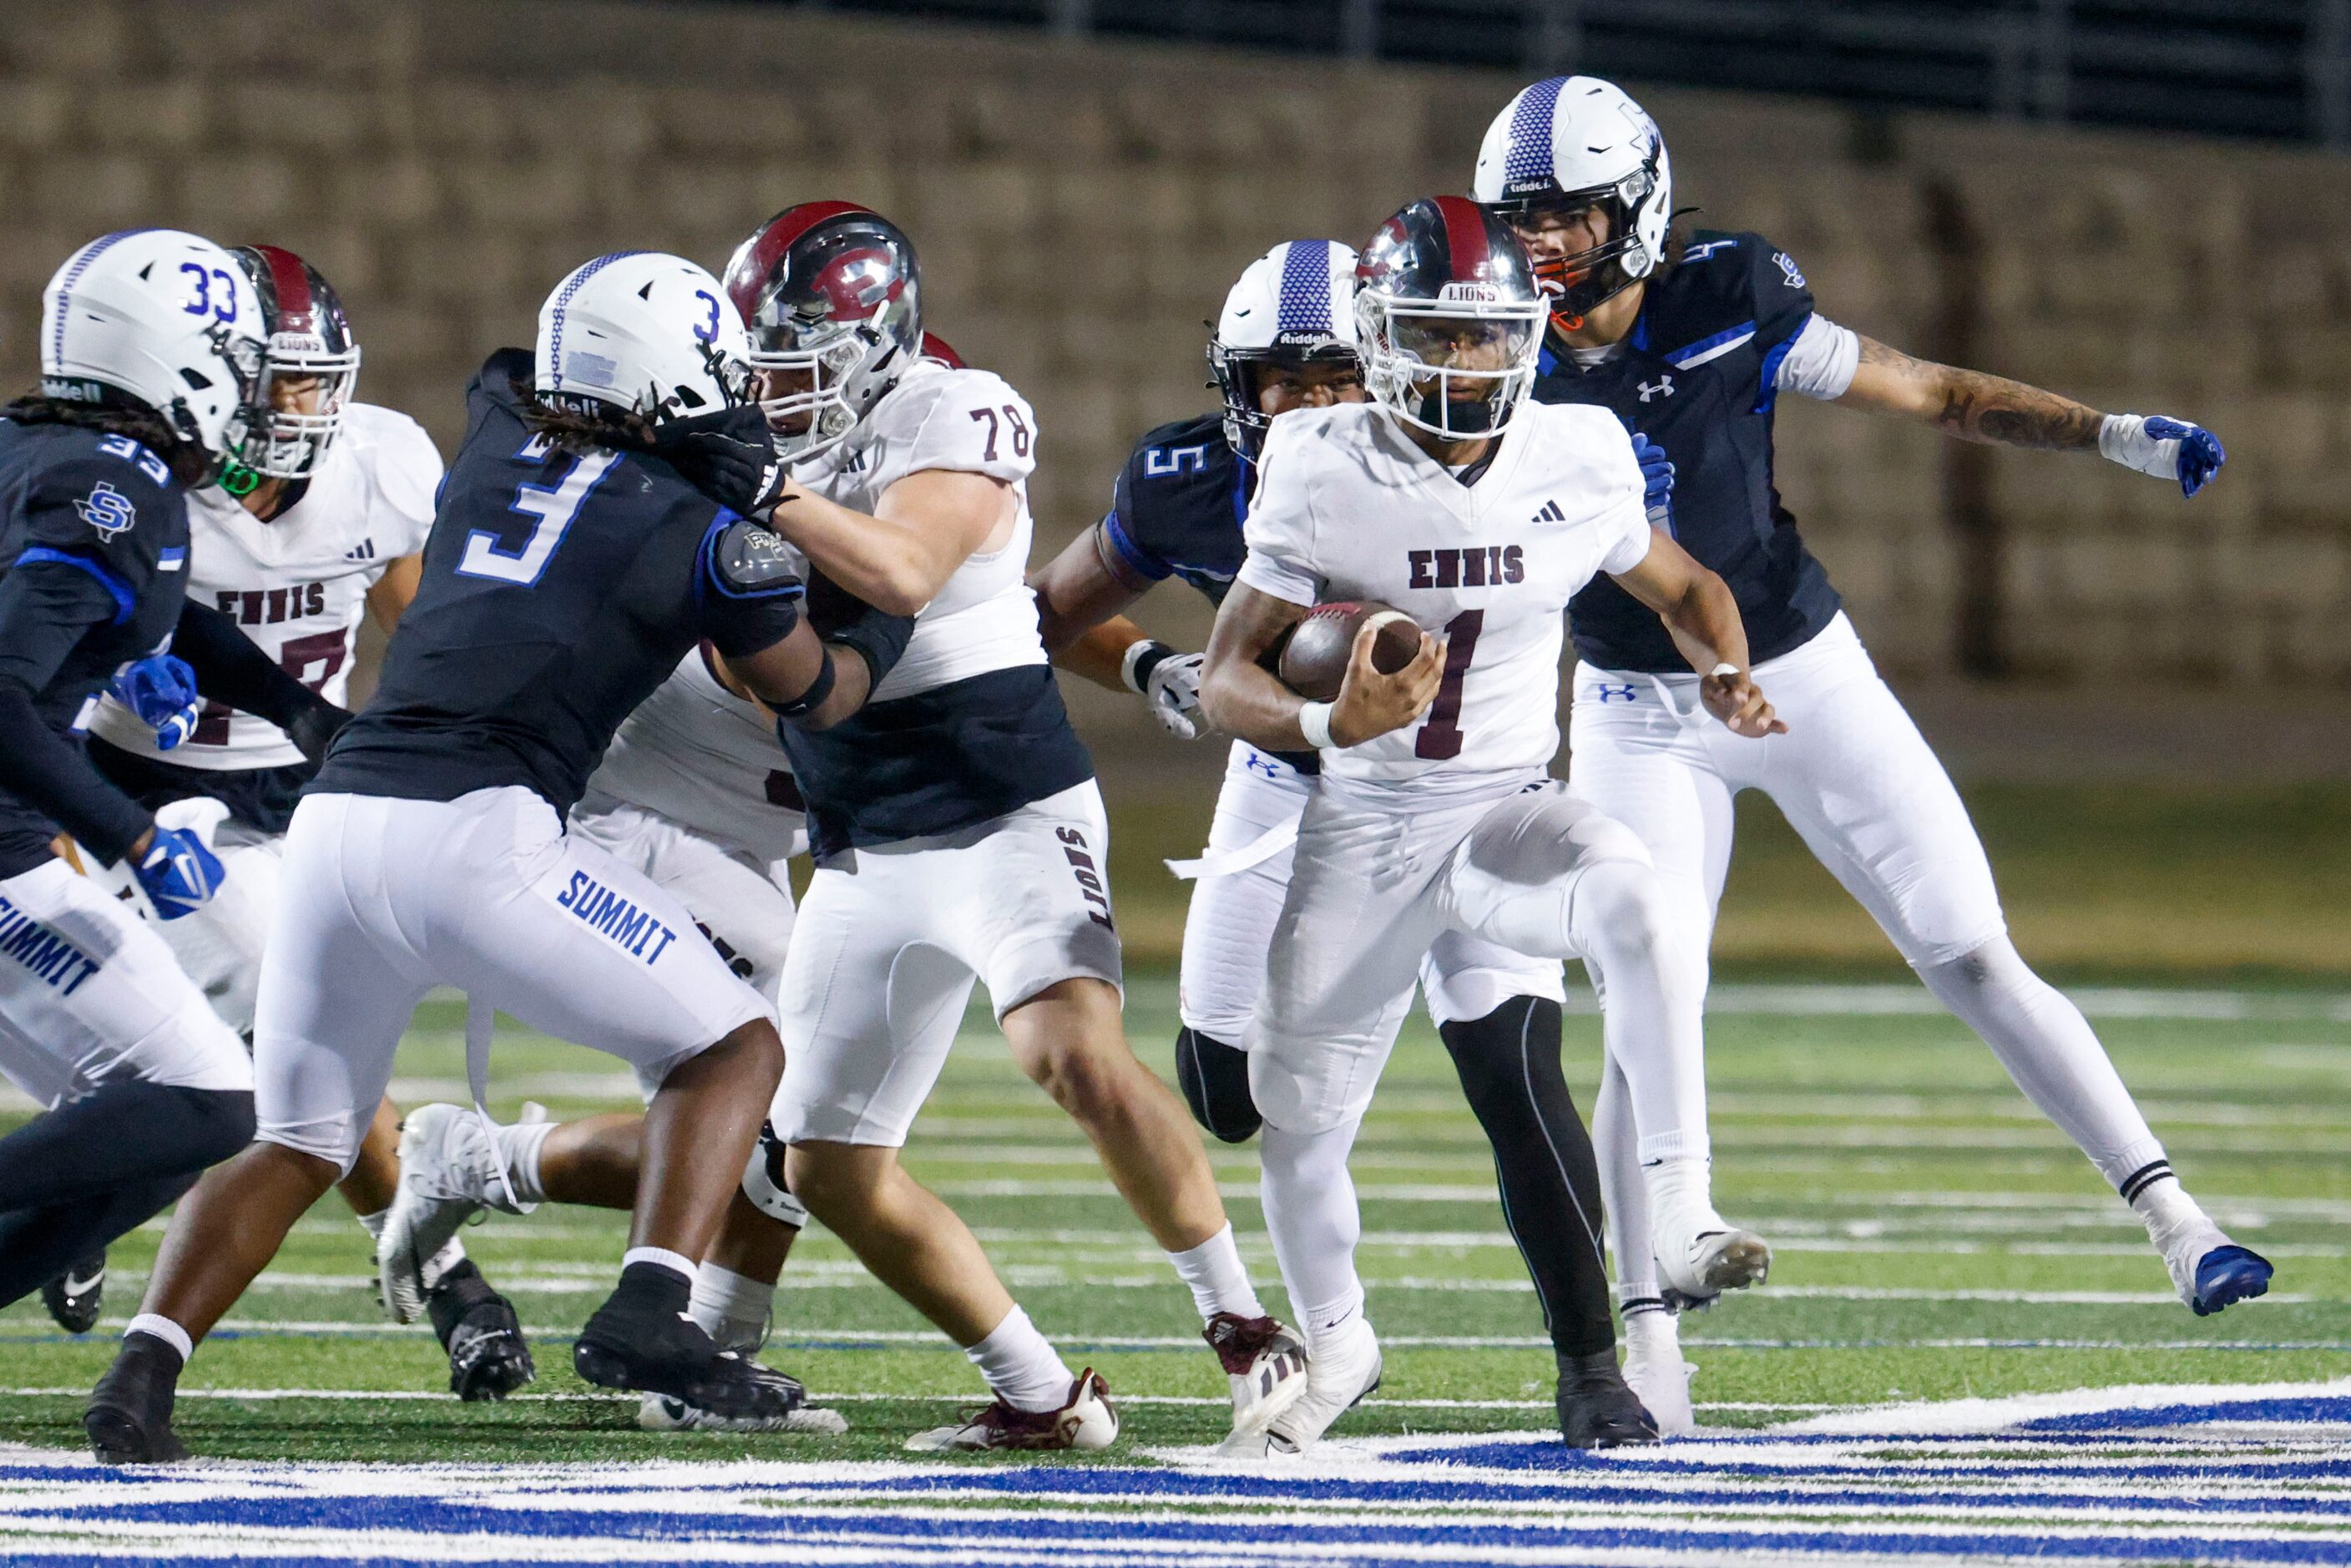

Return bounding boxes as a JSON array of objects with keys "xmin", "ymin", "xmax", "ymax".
[
  {"xmin": 1122, "ymin": 640, "xmax": 1206, "ymax": 741},
  {"xmin": 2099, "ymin": 413, "xmax": 2226, "ymax": 498}
]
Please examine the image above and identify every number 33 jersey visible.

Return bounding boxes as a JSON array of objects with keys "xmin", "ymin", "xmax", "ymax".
[
  {"xmin": 85, "ymin": 402, "xmax": 440, "ymax": 771},
  {"xmin": 1236, "ymin": 400, "xmax": 1652, "ymax": 789}
]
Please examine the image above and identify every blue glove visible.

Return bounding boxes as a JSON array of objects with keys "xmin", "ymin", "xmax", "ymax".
[
  {"xmin": 109, "ymin": 653, "xmax": 200, "ymax": 751},
  {"xmin": 134, "ymin": 827, "xmax": 224, "ymax": 920},
  {"xmin": 1631, "ymin": 431, "xmax": 1676, "ymax": 532},
  {"xmin": 2101, "ymin": 414, "xmax": 2226, "ymax": 498},
  {"xmin": 2145, "ymin": 416, "xmax": 2226, "ymax": 498}
]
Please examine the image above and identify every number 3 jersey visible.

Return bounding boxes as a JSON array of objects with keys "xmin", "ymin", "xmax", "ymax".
[
  {"xmin": 86, "ymin": 402, "xmax": 439, "ymax": 772},
  {"xmin": 1236, "ymin": 400, "xmax": 1651, "ymax": 790}
]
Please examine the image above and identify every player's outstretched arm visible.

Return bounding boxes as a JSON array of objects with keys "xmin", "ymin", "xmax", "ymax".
[
  {"xmin": 1201, "ymin": 583, "xmax": 1440, "ymax": 750},
  {"xmin": 1838, "ymin": 336, "xmax": 2224, "ymax": 496},
  {"xmin": 1609, "ymin": 531, "xmax": 1787, "ymax": 739},
  {"xmin": 174, "ymin": 599, "xmax": 351, "ymax": 762},
  {"xmin": 768, "ymin": 469, "xmax": 1013, "ymax": 617},
  {"xmin": 1029, "ymin": 521, "xmax": 1152, "ymax": 665}
]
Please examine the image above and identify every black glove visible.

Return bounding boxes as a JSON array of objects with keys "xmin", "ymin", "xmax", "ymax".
[
  {"xmin": 650, "ymin": 406, "xmax": 783, "ymax": 516},
  {"xmin": 285, "ymin": 697, "xmax": 354, "ymax": 766}
]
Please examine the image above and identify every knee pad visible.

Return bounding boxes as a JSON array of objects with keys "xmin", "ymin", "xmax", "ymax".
[
  {"xmin": 1175, "ymin": 1028, "xmax": 1261, "ymax": 1143},
  {"xmin": 740, "ymin": 1120, "xmax": 810, "ymax": 1228}
]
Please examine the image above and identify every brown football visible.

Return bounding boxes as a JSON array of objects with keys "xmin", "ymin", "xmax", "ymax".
[{"xmin": 1277, "ymin": 600, "xmax": 1424, "ymax": 701}]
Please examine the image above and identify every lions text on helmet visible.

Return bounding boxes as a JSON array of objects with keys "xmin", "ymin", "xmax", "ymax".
[
  {"xmin": 38, "ymin": 229, "xmax": 270, "ymax": 483},
  {"xmin": 1354, "ymin": 198, "xmax": 1547, "ymax": 446}
]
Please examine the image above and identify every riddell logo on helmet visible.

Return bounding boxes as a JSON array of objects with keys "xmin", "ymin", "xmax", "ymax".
[{"xmin": 1438, "ymin": 281, "xmax": 1500, "ymax": 302}]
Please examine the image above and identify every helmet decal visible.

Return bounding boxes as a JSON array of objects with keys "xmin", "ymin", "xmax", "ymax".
[
  {"xmin": 1274, "ymin": 240, "xmax": 1336, "ymax": 337},
  {"xmin": 548, "ymin": 251, "xmax": 650, "ymax": 391},
  {"xmin": 48, "ymin": 230, "xmax": 144, "ymax": 369},
  {"xmin": 1501, "ymin": 75, "xmax": 1566, "ymax": 194}
]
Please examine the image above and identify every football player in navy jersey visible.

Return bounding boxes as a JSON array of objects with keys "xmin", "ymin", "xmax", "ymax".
[
  {"xmin": 84, "ymin": 252, "xmax": 861, "ymax": 1464},
  {"xmin": 1028, "ymin": 241, "xmax": 1661, "ymax": 1445},
  {"xmin": 1, "ymin": 231, "xmax": 356, "ymax": 1333},
  {"xmin": 1474, "ymin": 75, "xmax": 2255, "ymax": 1433}
]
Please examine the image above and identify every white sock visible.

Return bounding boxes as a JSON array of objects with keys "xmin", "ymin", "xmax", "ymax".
[
  {"xmin": 1918, "ymin": 937, "xmax": 2166, "ymax": 1189},
  {"xmin": 491, "ymin": 1119, "xmax": 555, "ymax": 1206},
  {"xmin": 125, "ymin": 1313, "xmax": 193, "ymax": 1364},
  {"xmin": 1568, "ymin": 861, "xmax": 1711, "ymax": 1166},
  {"xmin": 356, "ymin": 1208, "xmax": 388, "ymax": 1240},
  {"xmin": 1257, "ymin": 1118, "xmax": 1365, "ymax": 1338},
  {"xmin": 690, "ymin": 1262, "xmax": 776, "ymax": 1354},
  {"xmin": 965, "ymin": 1304, "xmax": 1074, "ymax": 1413},
  {"xmin": 1593, "ymin": 1056, "xmax": 1661, "ymax": 1308},
  {"xmin": 2130, "ymin": 1173, "xmax": 2217, "ymax": 1252},
  {"xmin": 1166, "ymin": 1222, "xmax": 1263, "ymax": 1322},
  {"xmin": 1643, "ymin": 1156, "xmax": 1724, "ymax": 1237},
  {"xmin": 621, "ymin": 1246, "xmax": 697, "ymax": 1285},
  {"xmin": 1620, "ymin": 1299, "xmax": 1680, "ymax": 1359}
]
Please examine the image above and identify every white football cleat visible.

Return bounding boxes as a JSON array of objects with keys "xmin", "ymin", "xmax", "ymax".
[
  {"xmin": 905, "ymin": 1369, "xmax": 1120, "ymax": 1453},
  {"xmin": 1204, "ymin": 1312, "xmax": 1310, "ymax": 1449},
  {"xmin": 638, "ymin": 1393, "xmax": 847, "ymax": 1434},
  {"xmin": 1620, "ymin": 1320, "xmax": 1697, "ymax": 1439},
  {"xmin": 1655, "ymin": 1222, "xmax": 1772, "ymax": 1302},
  {"xmin": 378, "ymin": 1104, "xmax": 530, "ymax": 1324},
  {"xmin": 1226, "ymin": 1316, "xmax": 1381, "ymax": 1459}
]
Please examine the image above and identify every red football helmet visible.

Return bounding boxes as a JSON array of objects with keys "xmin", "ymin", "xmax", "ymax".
[
  {"xmin": 723, "ymin": 202, "xmax": 923, "ymax": 463},
  {"xmin": 230, "ymin": 244, "xmax": 360, "ymax": 481},
  {"xmin": 1353, "ymin": 196, "xmax": 1546, "ymax": 440}
]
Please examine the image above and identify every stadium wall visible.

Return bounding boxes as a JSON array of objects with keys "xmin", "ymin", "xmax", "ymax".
[{"xmin": 3, "ymin": 0, "xmax": 2348, "ymax": 692}]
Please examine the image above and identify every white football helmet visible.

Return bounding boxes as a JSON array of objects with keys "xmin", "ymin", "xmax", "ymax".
[
  {"xmin": 40, "ymin": 229, "xmax": 267, "ymax": 476},
  {"xmin": 1473, "ymin": 75, "xmax": 1673, "ymax": 326},
  {"xmin": 533, "ymin": 251, "xmax": 751, "ymax": 422},
  {"xmin": 1208, "ymin": 239, "xmax": 1360, "ymax": 460}
]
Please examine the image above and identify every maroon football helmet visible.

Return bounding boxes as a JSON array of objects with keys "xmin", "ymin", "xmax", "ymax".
[
  {"xmin": 723, "ymin": 202, "xmax": 923, "ymax": 463},
  {"xmin": 230, "ymin": 244, "xmax": 360, "ymax": 480},
  {"xmin": 1354, "ymin": 196, "xmax": 1546, "ymax": 440}
]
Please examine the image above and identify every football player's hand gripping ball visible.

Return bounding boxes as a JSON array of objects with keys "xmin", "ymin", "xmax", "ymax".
[{"xmin": 1330, "ymin": 620, "xmax": 1444, "ymax": 747}]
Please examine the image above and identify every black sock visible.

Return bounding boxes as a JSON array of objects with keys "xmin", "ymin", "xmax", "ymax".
[
  {"xmin": 610, "ymin": 1260, "xmax": 694, "ymax": 1315},
  {"xmin": 0, "ymin": 1082, "xmax": 254, "ymax": 1211},
  {"xmin": 1175, "ymin": 1028, "xmax": 1261, "ymax": 1143},
  {"xmin": 1440, "ymin": 995, "xmax": 1615, "ymax": 1359},
  {"xmin": 0, "ymin": 1173, "xmax": 195, "ymax": 1311}
]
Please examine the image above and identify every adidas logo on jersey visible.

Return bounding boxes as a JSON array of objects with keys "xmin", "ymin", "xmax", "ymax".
[
  {"xmin": 1531, "ymin": 499, "xmax": 1567, "ymax": 525},
  {"xmin": 345, "ymin": 539, "xmax": 377, "ymax": 561}
]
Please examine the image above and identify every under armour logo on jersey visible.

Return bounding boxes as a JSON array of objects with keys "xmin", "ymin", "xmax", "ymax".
[
  {"xmin": 1594, "ymin": 683, "xmax": 1639, "ymax": 703},
  {"xmin": 344, "ymin": 538, "xmax": 377, "ymax": 561},
  {"xmin": 1530, "ymin": 498, "xmax": 1567, "ymax": 525},
  {"xmin": 1775, "ymin": 250, "xmax": 1807, "ymax": 288},
  {"xmin": 1637, "ymin": 376, "xmax": 1675, "ymax": 402},
  {"xmin": 76, "ymin": 481, "xmax": 135, "ymax": 539}
]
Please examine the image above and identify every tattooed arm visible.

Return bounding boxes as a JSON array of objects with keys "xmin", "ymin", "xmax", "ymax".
[{"xmin": 1838, "ymin": 335, "xmax": 2107, "ymax": 450}]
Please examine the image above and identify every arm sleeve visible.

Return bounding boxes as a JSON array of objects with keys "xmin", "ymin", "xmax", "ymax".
[
  {"xmin": 1099, "ymin": 452, "xmax": 1176, "ymax": 583},
  {"xmin": 0, "ymin": 565, "xmax": 154, "ymax": 862},
  {"xmin": 1770, "ymin": 313, "xmax": 1861, "ymax": 402},
  {"xmin": 1233, "ymin": 421, "xmax": 1323, "ymax": 608},
  {"xmin": 696, "ymin": 513, "xmax": 807, "ymax": 658},
  {"xmin": 806, "ymin": 569, "xmax": 917, "ymax": 685},
  {"xmin": 174, "ymin": 599, "xmax": 340, "ymax": 731}
]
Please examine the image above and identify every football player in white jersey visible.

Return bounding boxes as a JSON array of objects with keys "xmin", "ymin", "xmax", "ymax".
[
  {"xmin": 1199, "ymin": 197, "xmax": 1782, "ymax": 1456},
  {"xmin": 67, "ymin": 245, "xmax": 533, "ymax": 1401},
  {"xmin": 721, "ymin": 202, "xmax": 1297, "ymax": 1451},
  {"xmin": 1474, "ymin": 76, "xmax": 2260, "ymax": 1429}
]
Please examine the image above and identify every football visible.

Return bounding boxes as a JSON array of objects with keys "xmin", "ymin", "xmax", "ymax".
[{"xmin": 1277, "ymin": 600, "xmax": 1425, "ymax": 701}]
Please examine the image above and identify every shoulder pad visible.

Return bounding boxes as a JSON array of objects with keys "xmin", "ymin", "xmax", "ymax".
[
  {"xmin": 710, "ymin": 516, "xmax": 806, "ymax": 598},
  {"xmin": 32, "ymin": 432, "xmax": 176, "ymax": 542}
]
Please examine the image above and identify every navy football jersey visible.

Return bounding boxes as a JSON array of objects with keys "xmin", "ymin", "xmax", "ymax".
[
  {"xmin": 1532, "ymin": 230, "xmax": 1843, "ymax": 673},
  {"xmin": 314, "ymin": 351, "xmax": 803, "ymax": 817},
  {"xmin": 1100, "ymin": 412, "xmax": 1318, "ymax": 775},
  {"xmin": 0, "ymin": 421, "xmax": 190, "ymax": 874}
]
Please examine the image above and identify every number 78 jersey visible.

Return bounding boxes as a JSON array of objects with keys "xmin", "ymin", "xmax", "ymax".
[{"xmin": 1236, "ymin": 401, "xmax": 1653, "ymax": 788}]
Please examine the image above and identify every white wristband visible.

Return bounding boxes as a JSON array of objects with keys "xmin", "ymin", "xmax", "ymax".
[
  {"xmin": 1297, "ymin": 701, "xmax": 1337, "ymax": 750},
  {"xmin": 1708, "ymin": 662, "xmax": 1742, "ymax": 679}
]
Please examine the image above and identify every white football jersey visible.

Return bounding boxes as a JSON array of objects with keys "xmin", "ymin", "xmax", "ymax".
[
  {"xmin": 791, "ymin": 358, "xmax": 1045, "ymax": 702},
  {"xmin": 87, "ymin": 402, "xmax": 439, "ymax": 771},
  {"xmin": 581, "ymin": 650, "xmax": 806, "ymax": 867},
  {"xmin": 1237, "ymin": 400, "xmax": 1651, "ymax": 788}
]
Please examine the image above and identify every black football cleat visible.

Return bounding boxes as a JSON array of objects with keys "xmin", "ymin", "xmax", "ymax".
[
  {"xmin": 1555, "ymin": 1349, "xmax": 1660, "ymax": 1450},
  {"xmin": 426, "ymin": 1257, "xmax": 537, "ymax": 1401},
  {"xmin": 43, "ymin": 1252, "xmax": 106, "ymax": 1334},
  {"xmin": 573, "ymin": 1262, "xmax": 805, "ymax": 1422},
  {"xmin": 86, "ymin": 1332, "xmax": 190, "ymax": 1464}
]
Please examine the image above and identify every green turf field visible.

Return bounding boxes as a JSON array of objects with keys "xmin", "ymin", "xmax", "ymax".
[{"xmin": 4, "ymin": 972, "xmax": 2344, "ymax": 1465}]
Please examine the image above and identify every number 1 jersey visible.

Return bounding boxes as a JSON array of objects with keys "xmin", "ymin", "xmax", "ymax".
[{"xmin": 1236, "ymin": 400, "xmax": 1651, "ymax": 791}]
